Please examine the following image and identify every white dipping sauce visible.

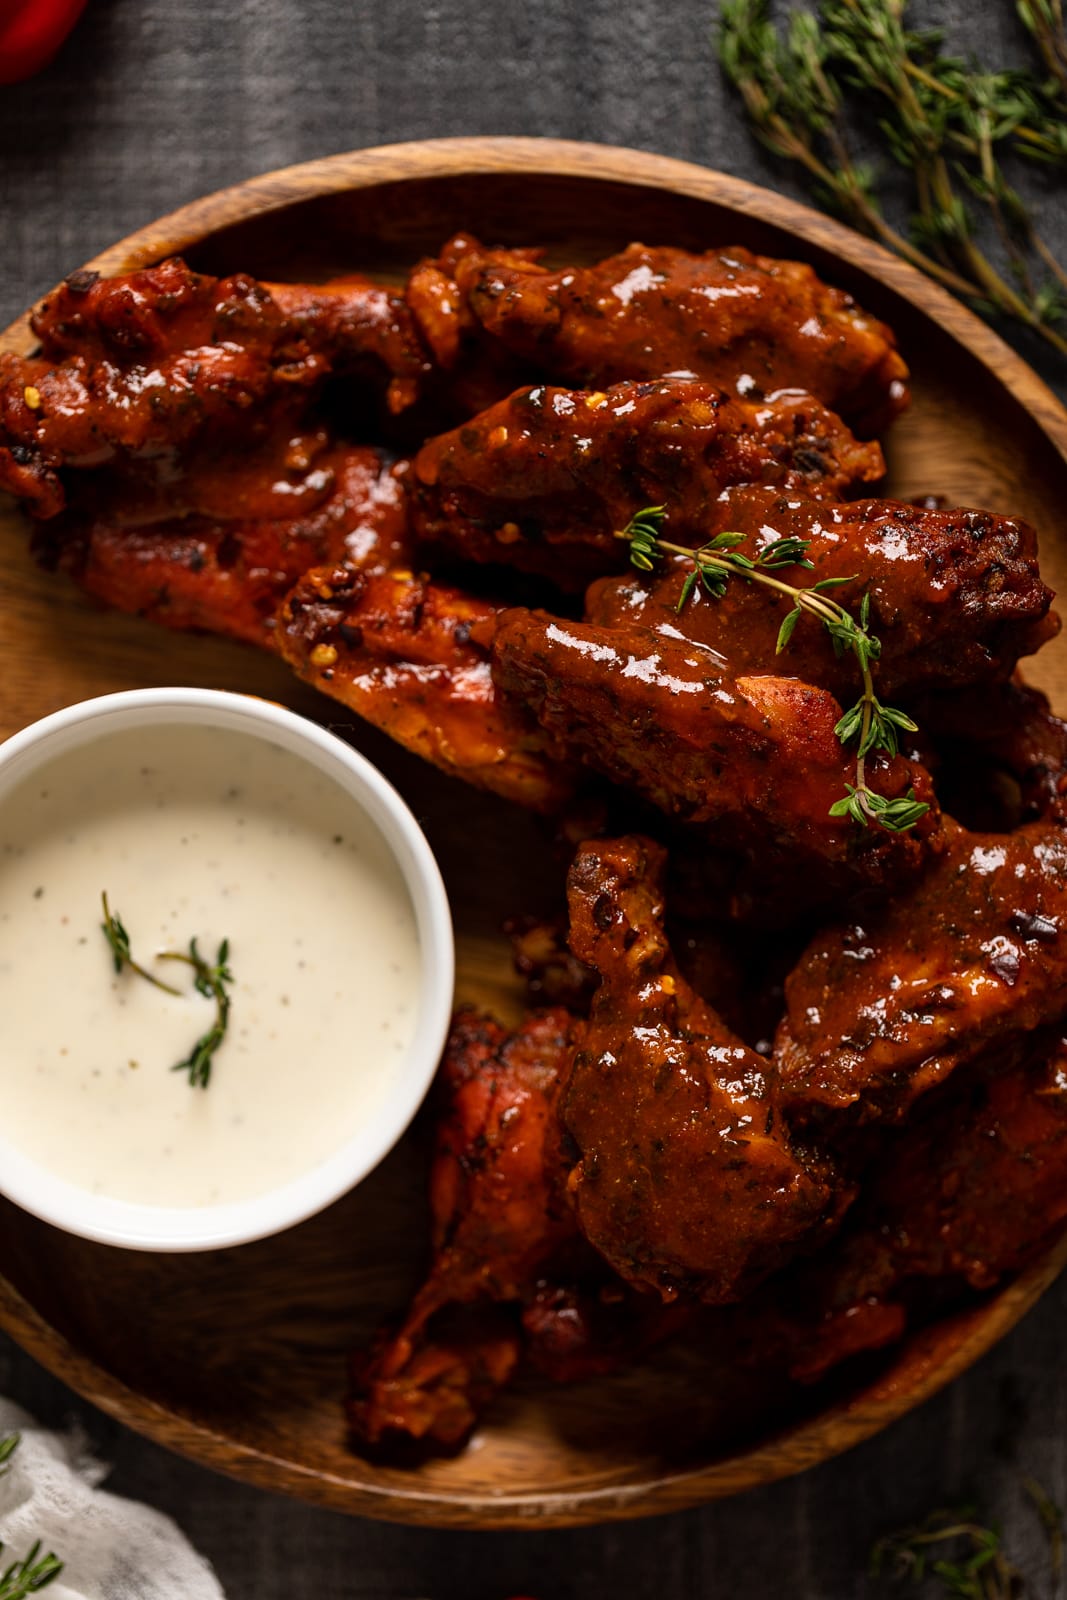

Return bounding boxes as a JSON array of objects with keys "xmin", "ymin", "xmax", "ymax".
[{"xmin": 0, "ymin": 723, "xmax": 420, "ymax": 1207}]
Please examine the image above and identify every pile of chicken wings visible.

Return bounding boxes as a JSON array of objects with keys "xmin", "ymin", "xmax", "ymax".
[{"xmin": 5, "ymin": 233, "xmax": 1067, "ymax": 1454}]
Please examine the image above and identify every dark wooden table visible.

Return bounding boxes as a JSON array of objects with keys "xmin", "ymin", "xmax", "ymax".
[{"xmin": 2, "ymin": 2, "xmax": 1067, "ymax": 1594}]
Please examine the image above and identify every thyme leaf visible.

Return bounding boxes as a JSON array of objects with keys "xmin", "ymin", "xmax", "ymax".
[
  {"xmin": 871, "ymin": 1507, "xmax": 1019, "ymax": 1596},
  {"xmin": 616, "ymin": 507, "xmax": 930, "ymax": 833}
]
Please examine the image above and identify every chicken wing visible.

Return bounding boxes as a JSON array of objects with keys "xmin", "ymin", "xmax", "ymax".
[
  {"xmin": 919, "ymin": 678, "xmax": 1067, "ymax": 829},
  {"xmin": 586, "ymin": 486, "xmax": 1057, "ymax": 703},
  {"xmin": 276, "ymin": 566, "xmax": 576, "ymax": 810},
  {"xmin": 492, "ymin": 609, "xmax": 942, "ymax": 884},
  {"xmin": 760, "ymin": 1034, "xmax": 1067, "ymax": 1382},
  {"xmin": 349, "ymin": 1007, "xmax": 576, "ymax": 1447},
  {"xmin": 1, "ymin": 258, "xmax": 425, "ymax": 515},
  {"xmin": 412, "ymin": 380, "xmax": 885, "ymax": 587},
  {"xmin": 31, "ymin": 257, "xmax": 427, "ymax": 411},
  {"xmin": 562, "ymin": 835, "xmax": 845, "ymax": 1303},
  {"xmin": 418, "ymin": 235, "xmax": 910, "ymax": 434},
  {"xmin": 776, "ymin": 819, "xmax": 1067, "ymax": 1128},
  {"xmin": 36, "ymin": 442, "xmax": 411, "ymax": 647}
]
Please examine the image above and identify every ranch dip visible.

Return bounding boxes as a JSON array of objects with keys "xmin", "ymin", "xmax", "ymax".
[{"xmin": 0, "ymin": 721, "xmax": 421, "ymax": 1207}]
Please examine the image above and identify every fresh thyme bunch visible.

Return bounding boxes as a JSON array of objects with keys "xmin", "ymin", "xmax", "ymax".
[{"xmin": 720, "ymin": 0, "xmax": 1067, "ymax": 356}]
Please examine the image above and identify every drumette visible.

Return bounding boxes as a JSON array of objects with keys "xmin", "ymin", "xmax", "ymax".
[{"xmin": 562, "ymin": 835, "xmax": 846, "ymax": 1303}]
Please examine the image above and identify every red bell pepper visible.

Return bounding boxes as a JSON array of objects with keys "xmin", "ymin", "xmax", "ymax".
[{"xmin": 0, "ymin": 0, "xmax": 89, "ymax": 85}]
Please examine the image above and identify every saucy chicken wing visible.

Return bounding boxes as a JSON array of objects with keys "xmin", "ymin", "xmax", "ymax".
[
  {"xmin": 36, "ymin": 442, "xmax": 411, "ymax": 646},
  {"xmin": 2, "ymin": 262, "xmax": 329, "ymax": 515},
  {"xmin": 276, "ymin": 566, "xmax": 576, "ymax": 810},
  {"xmin": 419, "ymin": 236, "xmax": 910, "ymax": 434},
  {"xmin": 350, "ymin": 1003, "xmax": 685, "ymax": 1444},
  {"xmin": 31, "ymin": 256, "xmax": 428, "ymax": 411},
  {"xmin": 260, "ymin": 277, "xmax": 429, "ymax": 413},
  {"xmin": 919, "ymin": 678, "xmax": 1067, "ymax": 828},
  {"xmin": 413, "ymin": 380, "xmax": 885, "ymax": 586},
  {"xmin": 562, "ymin": 835, "xmax": 845, "ymax": 1302},
  {"xmin": 493, "ymin": 610, "xmax": 942, "ymax": 885},
  {"xmin": 761, "ymin": 1034, "xmax": 1067, "ymax": 1382},
  {"xmin": 349, "ymin": 1007, "xmax": 576, "ymax": 1448},
  {"xmin": 1, "ymin": 259, "xmax": 426, "ymax": 516},
  {"xmin": 586, "ymin": 487, "xmax": 1056, "ymax": 702},
  {"xmin": 776, "ymin": 819, "xmax": 1067, "ymax": 1127}
]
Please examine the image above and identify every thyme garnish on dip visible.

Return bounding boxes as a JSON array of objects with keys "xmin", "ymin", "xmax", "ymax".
[
  {"xmin": 617, "ymin": 506, "xmax": 930, "ymax": 833},
  {"xmin": 100, "ymin": 893, "xmax": 234, "ymax": 1088},
  {"xmin": 158, "ymin": 937, "xmax": 234, "ymax": 1089}
]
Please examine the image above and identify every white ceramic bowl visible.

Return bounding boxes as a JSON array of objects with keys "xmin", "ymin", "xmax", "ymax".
[{"xmin": 0, "ymin": 688, "xmax": 455, "ymax": 1251}]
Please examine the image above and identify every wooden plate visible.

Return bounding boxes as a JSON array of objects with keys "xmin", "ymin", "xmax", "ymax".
[{"xmin": 2, "ymin": 137, "xmax": 1067, "ymax": 1529}]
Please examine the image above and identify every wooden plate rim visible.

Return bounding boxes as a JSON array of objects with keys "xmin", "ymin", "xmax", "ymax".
[
  {"xmin": 2, "ymin": 1228, "xmax": 1065, "ymax": 1527},
  {"xmin": 2, "ymin": 136, "xmax": 1067, "ymax": 1527}
]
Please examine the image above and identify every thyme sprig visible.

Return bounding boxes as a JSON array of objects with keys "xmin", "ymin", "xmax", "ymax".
[
  {"xmin": 158, "ymin": 938, "xmax": 233, "ymax": 1090},
  {"xmin": 871, "ymin": 1479, "xmax": 1065, "ymax": 1597},
  {"xmin": 0, "ymin": 1542, "xmax": 65, "ymax": 1600},
  {"xmin": 100, "ymin": 895, "xmax": 234, "ymax": 1088},
  {"xmin": 618, "ymin": 507, "xmax": 929, "ymax": 833},
  {"xmin": 100, "ymin": 893, "xmax": 181, "ymax": 996},
  {"xmin": 1018, "ymin": 0, "xmax": 1067, "ymax": 101},
  {"xmin": 871, "ymin": 1507, "xmax": 1020, "ymax": 1596},
  {"xmin": 0, "ymin": 1435, "xmax": 63, "ymax": 1599},
  {"xmin": 719, "ymin": 0, "xmax": 1067, "ymax": 356}
]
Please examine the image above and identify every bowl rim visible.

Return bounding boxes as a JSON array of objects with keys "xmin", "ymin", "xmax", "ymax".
[
  {"xmin": 1, "ymin": 134, "xmax": 1066, "ymax": 1526},
  {"xmin": 0, "ymin": 686, "xmax": 455, "ymax": 1251}
]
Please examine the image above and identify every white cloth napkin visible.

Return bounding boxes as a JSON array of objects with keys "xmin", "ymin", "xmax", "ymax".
[{"xmin": 0, "ymin": 1399, "xmax": 223, "ymax": 1599}]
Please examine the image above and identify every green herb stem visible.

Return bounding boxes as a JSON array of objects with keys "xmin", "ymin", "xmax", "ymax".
[
  {"xmin": 158, "ymin": 939, "xmax": 233, "ymax": 1089},
  {"xmin": 871, "ymin": 1508, "xmax": 1019, "ymax": 1596},
  {"xmin": 1018, "ymin": 0, "xmax": 1067, "ymax": 100},
  {"xmin": 100, "ymin": 893, "xmax": 181, "ymax": 996}
]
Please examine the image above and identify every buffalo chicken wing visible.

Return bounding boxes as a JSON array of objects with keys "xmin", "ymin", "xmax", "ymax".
[
  {"xmin": 776, "ymin": 820, "xmax": 1067, "ymax": 1127},
  {"xmin": 349, "ymin": 1007, "xmax": 576, "ymax": 1447},
  {"xmin": 351, "ymin": 1002, "xmax": 690, "ymax": 1446},
  {"xmin": 754, "ymin": 1034, "xmax": 1067, "ymax": 1383},
  {"xmin": 413, "ymin": 380, "xmax": 884, "ymax": 586},
  {"xmin": 492, "ymin": 609, "xmax": 942, "ymax": 885},
  {"xmin": 420, "ymin": 236, "xmax": 909, "ymax": 434},
  {"xmin": 36, "ymin": 442, "xmax": 411, "ymax": 647},
  {"xmin": 586, "ymin": 486, "xmax": 1056, "ymax": 702},
  {"xmin": 562, "ymin": 835, "xmax": 845, "ymax": 1303},
  {"xmin": 276, "ymin": 566, "xmax": 576, "ymax": 810}
]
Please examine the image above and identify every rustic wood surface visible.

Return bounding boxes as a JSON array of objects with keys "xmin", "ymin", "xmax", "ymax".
[{"xmin": 2, "ymin": 3, "xmax": 1067, "ymax": 1594}]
